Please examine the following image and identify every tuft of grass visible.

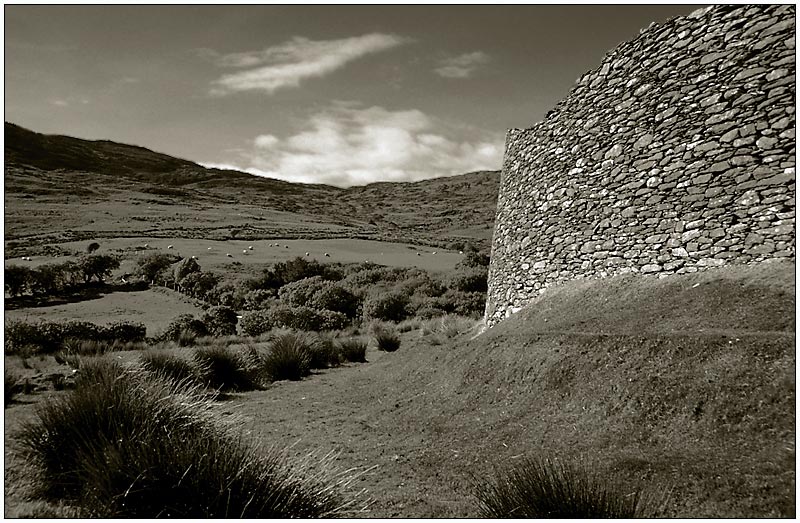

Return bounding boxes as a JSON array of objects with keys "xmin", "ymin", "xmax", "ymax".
[
  {"xmin": 419, "ymin": 314, "xmax": 477, "ymax": 339},
  {"xmin": 372, "ymin": 323, "xmax": 401, "ymax": 352},
  {"xmin": 337, "ymin": 338, "xmax": 368, "ymax": 363},
  {"xmin": 473, "ymin": 456, "xmax": 649, "ymax": 518},
  {"xmin": 13, "ymin": 358, "xmax": 352, "ymax": 517},
  {"xmin": 6, "ymin": 370, "xmax": 21, "ymax": 407},
  {"xmin": 194, "ymin": 345, "xmax": 258, "ymax": 392},
  {"xmin": 309, "ymin": 333, "xmax": 342, "ymax": 369},
  {"xmin": 263, "ymin": 332, "xmax": 312, "ymax": 382},
  {"xmin": 140, "ymin": 350, "xmax": 204, "ymax": 387}
]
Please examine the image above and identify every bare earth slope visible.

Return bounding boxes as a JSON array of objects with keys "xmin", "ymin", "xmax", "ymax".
[
  {"xmin": 4, "ymin": 122, "xmax": 499, "ymax": 250},
  {"xmin": 232, "ymin": 262, "xmax": 795, "ymax": 517}
]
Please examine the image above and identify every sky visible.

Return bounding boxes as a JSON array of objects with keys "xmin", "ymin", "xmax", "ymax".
[{"xmin": 5, "ymin": 4, "xmax": 703, "ymax": 187}]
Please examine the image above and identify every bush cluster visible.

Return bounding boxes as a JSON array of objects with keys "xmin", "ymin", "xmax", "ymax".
[{"xmin": 5, "ymin": 319, "xmax": 146, "ymax": 355}]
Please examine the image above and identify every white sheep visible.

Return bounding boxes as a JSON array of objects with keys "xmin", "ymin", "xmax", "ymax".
[
  {"xmin": 144, "ymin": 243, "xmax": 149, "ymax": 248},
  {"xmin": 242, "ymin": 250, "xmax": 248, "ymax": 254},
  {"xmin": 305, "ymin": 252, "xmax": 310, "ymax": 256},
  {"xmin": 226, "ymin": 253, "xmax": 232, "ymax": 257},
  {"xmin": 416, "ymin": 252, "xmax": 421, "ymax": 256},
  {"xmin": 432, "ymin": 251, "xmax": 437, "ymax": 255},
  {"xmin": 248, "ymin": 246, "xmax": 253, "ymax": 250},
  {"xmin": 167, "ymin": 245, "xmax": 174, "ymax": 249},
  {"xmin": 207, "ymin": 247, "xmax": 212, "ymax": 250},
  {"xmin": 191, "ymin": 255, "xmax": 197, "ymax": 259},
  {"xmin": 324, "ymin": 253, "xmax": 330, "ymax": 257},
  {"xmin": 285, "ymin": 245, "xmax": 289, "ymax": 249}
]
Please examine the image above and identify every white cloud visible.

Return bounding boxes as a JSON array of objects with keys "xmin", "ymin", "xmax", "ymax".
[
  {"xmin": 208, "ymin": 33, "xmax": 410, "ymax": 95},
  {"xmin": 207, "ymin": 103, "xmax": 503, "ymax": 187},
  {"xmin": 434, "ymin": 51, "xmax": 490, "ymax": 78}
]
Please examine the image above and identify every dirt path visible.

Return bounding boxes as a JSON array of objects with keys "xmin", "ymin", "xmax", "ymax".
[{"xmin": 229, "ymin": 344, "xmax": 475, "ymax": 518}]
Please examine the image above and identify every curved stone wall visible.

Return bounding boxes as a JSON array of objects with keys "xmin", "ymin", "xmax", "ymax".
[{"xmin": 486, "ymin": 4, "xmax": 795, "ymax": 326}]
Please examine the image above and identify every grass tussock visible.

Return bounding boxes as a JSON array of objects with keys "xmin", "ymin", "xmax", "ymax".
[
  {"xmin": 372, "ymin": 323, "xmax": 401, "ymax": 352},
  {"xmin": 337, "ymin": 337, "xmax": 368, "ymax": 363},
  {"xmin": 262, "ymin": 332, "xmax": 312, "ymax": 381},
  {"xmin": 310, "ymin": 333, "xmax": 342, "ymax": 369},
  {"xmin": 6, "ymin": 370, "xmax": 21, "ymax": 407},
  {"xmin": 194, "ymin": 345, "xmax": 259, "ymax": 392},
  {"xmin": 139, "ymin": 350, "xmax": 204, "ymax": 387},
  {"xmin": 420, "ymin": 314, "xmax": 478, "ymax": 339},
  {"xmin": 473, "ymin": 456, "xmax": 651, "ymax": 518},
  {"xmin": 13, "ymin": 357, "xmax": 355, "ymax": 517}
]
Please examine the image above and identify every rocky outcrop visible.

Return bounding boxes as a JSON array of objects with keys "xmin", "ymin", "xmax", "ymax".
[{"xmin": 486, "ymin": 4, "xmax": 795, "ymax": 326}]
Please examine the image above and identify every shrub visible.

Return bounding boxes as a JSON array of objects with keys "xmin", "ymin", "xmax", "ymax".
[
  {"xmin": 103, "ymin": 321, "xmax": 147, "ymax": 344},
  {"xmin": 243, "ymin": 289, "xmax": 277, "ymax": 310},
  {"xmin": 134, "ymin": 252, "xmax": 182, "ymax": 283},
  {"xmin": 172, "ymin": 257, "xmax": 201, "ymax": 287},
  {"xmin": 194, "ymin": 345, "xmax": 258, "ymax": 392},
  {"xmin": 336, "ymin": 338, "xmax": 367, "ymax": 363},
  {"xmin": 201, "ymin": 306, "xmax": 238, "ymax": 337},
  {"xmin": 473, "ymin": 456, "xmax": 647, "ymax": 518},
  {"xmin": 240, "ymin": 310, "xmax": 274, "ymax": 337},
  {"xmin": 15, "ymin": 359, "xmax": 349, "ymax": 517},
  {"xmin": 279, "ymin": 276, "xmax": 329, "ymax": 307},
  {"xmin": 267, "ymin": 305, "xmax": 348, "ymax": 332},
  {"xmin": 362, "ymin": 291, "xmax": 409, "ymax": 323},
  {"xmin": 448, "ymin": 267, "xmax": 488, "ymax": 294},
  {"xmin": 5, "ymin": 264, "xmax": 32, "ymax": 296},
  {"xmin": 262, "ymin": 332, "xmax": 312, "ymax": 381},
  {"xmin": 76, "ymin": 254, "xmax": 120, "ymax": 284},
  {"xmin": 139, "ymin": 351, "xmax": 203, "ymax": 386},
  {"xmin": 157, "ymin": 314, "xmax": 209, "ymax": 344},
  {"xmin": 312, "ymin": 285, "xmax": 361, "ymax": 319},
  {"xmin": 372, "ymin": 324, "xmax": 401, "ymax": 352}
]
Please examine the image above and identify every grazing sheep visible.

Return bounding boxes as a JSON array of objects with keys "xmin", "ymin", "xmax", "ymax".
[
  {"xmin": 226, "ymin": 253, "xmax": 232, "ymax": 257},
  {"xmin": 416, "ymin": 252, "xmax": 421, "ymax": 256},
  {"xmin": 144, "ymin": 243, "xmax": 149, "ymax": 248},
  {"xmin": 207, "ymin": 247, "xmax": 212, "ymax": 250},
  {"xmin": 191, "ymin": 256, "xmax": 197, "ymax": 259},
  {"xmin": 285, "ymin": 245, "xmax": 289, "ymax": 249},
  {"xmin": 459, "ymin": 250, "xmax": 464, "ymax": 254},
  {"xmin": 305, "ymin": 252, "xmax": 310, "ymax": 256},
  {"xmin": 248, "ymin": 246, "xmax": 253, "ymax": 250},
  {"xmin": 167, "ymin": 245, "xmax": 174, "ymax": 249},
  {"xmin": 432, "ymin": 251, "xmax": 437, "ymax": 255},
  {"xmin": 242, "ymin": 250, "xmax": 248, "ymax": 254},
  {"xmin": 324, "ymin": 253, "xmax": 330, "ymax": 257},
  {"xmin": 275, "ymin": 243, "xmax": 280, "ymax": 247}
]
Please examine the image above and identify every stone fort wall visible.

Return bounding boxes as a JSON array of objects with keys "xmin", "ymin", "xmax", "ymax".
[{"xmin": 486, "ymin": 4, "xmax": 795, "ymax": 326}]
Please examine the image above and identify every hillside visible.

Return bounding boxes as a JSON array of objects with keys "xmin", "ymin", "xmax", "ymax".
[
  {"xmin": 4, "ymin": 122, "xmax": 500, "ymax": 250},
  {"xmin": 227, "ymin": 261, "xmax": 795, "ymax": 517}
]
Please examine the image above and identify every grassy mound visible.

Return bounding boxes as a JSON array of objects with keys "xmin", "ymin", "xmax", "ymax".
[{"xmin": 351, "ymin": 261, "xmax": 795, "ymax": 517}]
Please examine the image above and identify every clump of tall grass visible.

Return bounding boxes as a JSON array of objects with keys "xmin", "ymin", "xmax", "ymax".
[
  {"xmin": 140, "ymin": 350, "xmax": 204, "ymax": 387},
  {"xmin": 5, "ymin": 370, "xmax": 21, "ymax": 407},
  {"xmin": 262, "ymin": 332, "xmax": 312, "ymax": 381},
  {"xmin": 309, "ymin": 333, "xmax": 342, "ymax": 369},
  {"xmin": 420, "ymin": 314, "xmax": 477, "ymax": 339},
  {"xmin": 337, "ymin": 338, "xmax": 368, "ymax": 363},
  {"xmin": 473, "ymin": 456, "xmax": 648, "ymax": 518},
  {"xmin": 194, "ymin": 345, "xmax": 259, "ymax": 392},
  {"xmin": 372, "ymin": 323, "xmax": 401, "ymax": 352},
  {"xmin": 14, "ymin": 357, "xmax": 354, "ymax": 517}
]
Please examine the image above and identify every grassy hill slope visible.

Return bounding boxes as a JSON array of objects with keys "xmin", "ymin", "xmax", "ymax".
[
  {"xmin": 231, "ymin": 262, "xmax": 794, "ymax": 517},
  {"xmin": 4, "ymin": 122, "xmax": 499, "ymax": 250}
]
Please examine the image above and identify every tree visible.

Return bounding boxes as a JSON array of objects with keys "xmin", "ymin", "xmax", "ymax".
[
  {"xmin": 5, "ymin": 265, "xmax": 31, "ymax": 297},
  {"xmin": 77, "ymin": 254, "xmax": 120, "ymax": 283},
  {"xmin": 172, "ymin": 257, "xmax": 201, "ymax": 289},
  {"xmin": 134, "ymin": 253, "xmax": 179, "ymax": 283},
  {"xmin": 202, "ymin": 306, "xmax": 239, "ymax": 336}
]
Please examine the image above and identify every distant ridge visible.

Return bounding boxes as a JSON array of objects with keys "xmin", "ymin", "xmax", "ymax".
[{"xmin": 4, "ymin": 122, "xmax": 501, "ymax": 248}]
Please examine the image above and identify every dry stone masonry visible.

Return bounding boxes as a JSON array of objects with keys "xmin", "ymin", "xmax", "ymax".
[{"xmin": 486, "ymin": 4, "xmax": 795, "ymax": 326}]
